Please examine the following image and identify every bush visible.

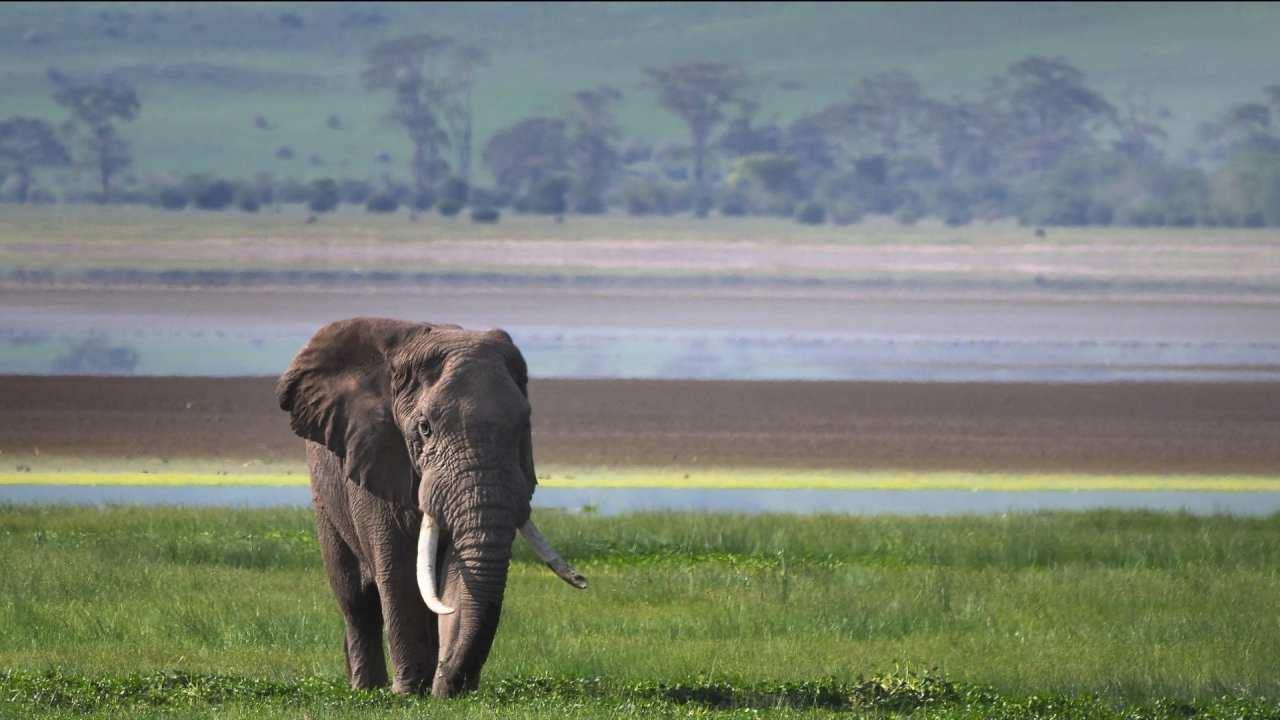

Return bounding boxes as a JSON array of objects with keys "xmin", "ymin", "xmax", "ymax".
[
  {"xmin": 191, "ymin": 178, "xmax": 235, "ymax": 211},
  {"xmin": 236, "ymin": 189, "xmax": 261, "ymax": 213},
  {"xmin": 470, "ymin": 207, "xmax": 500, "ymax": 223},
  {"xmin": 436, "ymin": 198, "xmax": 463, "ymax": 217},
  {"xmin": 409, "ymin": 188, "xmax": 436, "ymax": 211},
  {"xmin": 693, "ymin": 194, "xmax": 714, "ymax": 218},
  {"xmin": 157, "ymin": 187, "xmax": 187, "ymax": 210},
  {"xmin": 337, "ymin": 178, "xmax": 371, "ymax": 205},
  {"xmin": 796, "ymin": 201, "xmax": 825, "ymax": 225},
  {"xmin": 308, "ymin": 179, "xmax": 339, "ymax": 213},
  {"xmin": 622, "ymin": 178, "xmax": 673, "ymax": 216},
  {"xmin": 719, "ymin": 194, "xmax": 748, "ymax": 216},
  {"xmin": 526, "ymin": 177, "xmax": 570, "ymax": 215},
  {"xmin": 439, "ymin": 177, "xmax": 469, "ymax": 206},
  {"xmin": 365, "ymin": 192, "xmax": 399, "ymax": 213}
]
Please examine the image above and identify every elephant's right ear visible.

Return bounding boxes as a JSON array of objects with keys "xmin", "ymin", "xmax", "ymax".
[{"xmin": 277, "ymin": 318, "xmax": 429, "ymax": 504}]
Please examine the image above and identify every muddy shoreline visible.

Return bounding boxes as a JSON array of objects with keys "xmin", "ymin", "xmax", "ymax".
[{"xmin": 2, "ymin": 376, "xmax": 1277, "ymax": 475}]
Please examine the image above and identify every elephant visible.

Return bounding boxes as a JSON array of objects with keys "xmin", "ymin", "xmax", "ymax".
[{"xmin": 276, "ymin": 317, "xmax": 587, "ymax": 697}]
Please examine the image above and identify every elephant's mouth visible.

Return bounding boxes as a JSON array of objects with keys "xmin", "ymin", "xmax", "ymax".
[{"xmin": 416, "ymin": 514, "xmax": 587, "ymax": 615}]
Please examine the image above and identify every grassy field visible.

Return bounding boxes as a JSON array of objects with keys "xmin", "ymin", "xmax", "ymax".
[
  {"xmin": 1, "ymin": 505, "xmax": 1278, "ymax": 717},
  {"xmin": 2, "ymin": 3, "xmax": 1279, "ymax": 181}
]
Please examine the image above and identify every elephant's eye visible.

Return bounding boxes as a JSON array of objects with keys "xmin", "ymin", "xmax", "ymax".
[{"xmin": 417, "ymin": 419, "xmax": 432, "ymax": 438}]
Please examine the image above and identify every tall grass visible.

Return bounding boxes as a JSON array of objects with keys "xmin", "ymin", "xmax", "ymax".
[{"xmin": 1, "ymin": 505, "xmax": 1277, "ymax": 709}]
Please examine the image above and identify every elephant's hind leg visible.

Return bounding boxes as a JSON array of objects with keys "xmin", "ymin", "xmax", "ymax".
[{"xmin": 317, "ymin": 512, "xmax": 389, "ymax": 688}]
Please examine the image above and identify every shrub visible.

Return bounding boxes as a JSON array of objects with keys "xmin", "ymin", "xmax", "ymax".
[
  {"xmin": 308, "ymin": 179, "xmax": 339, "ymax": 213},
  {"xmin": 622, "ymin": 179, "xmax": 672, "ymax": 216},
  {"xmin": 470, "ymin": 187, "xmax": 512, "ymax": 209},
  {"xmin": 526, "ymin": 177, "xmax": 570, "ymax": 215},
  {"xmin": 719, "ymin": 194, "xmax": 748, "ymax": 216},
  {"xmin": 157, "ymin": 187, "xmax": 187, "ymax": 210},
  {"xmin": 796, "ymin": 201, "xmax": 826, "ymax": 225},
  {"xmin": 337, "ymin": 178, "xmax": 371, "ymax": 205},
  {"xmin": 191, "ymin": 178, "xmax": 235, "ymax": 211},
  {"xmin": 365, "ymin": 192, "xmax": 398, "ymax": 213},
  {"xmin": 409, "ymin": 188, "xmax": 436, "ymax": 211},
  {"xmin": 437, "ymin": 198, "xmax": 463, "ymax": 217},
  {"xmin": 236, "ymin": 189, "xmax": 261, "ymax": 213},
  {"xmin": 471, "ymin": 207, "xmax": 500, "ymax": 223},
  {"xmin": 439, "ymin": 177, "xmax": 469, "ymax": 206}
]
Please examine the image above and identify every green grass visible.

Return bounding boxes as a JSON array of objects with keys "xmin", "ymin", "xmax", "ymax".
[
  {"xmin": 2, "ymin": 4, "xmax": 1280, "ymax": 181},
  {"xmin": 1, "ymin": 504, "xmax": 1278, "ymax": 718},
  {"xmin": 5, "ymin": 467, "xmax": 1280, "ymax": 492}
]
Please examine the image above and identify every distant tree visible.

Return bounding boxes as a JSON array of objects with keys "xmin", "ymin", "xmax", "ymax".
[
  {"xmin": 924, "ymin": 98, "xmax": 1005, "ymax": 178},
  {"xmin": 439, "ymin": 45, "xmax": 489, "ymax": 184},
  {"xmin": 0, "ymin": 116, "xmax": 70, "ymax": 203},
  {"xmin": 308, "ymin": 178, "xmax": 338, "ymax": 213},
  {"xmin": 642, "ymin": 62, "xmax": 749, "ymax": 188},
  {"xmin": 986, "ymin": 57, "xmax": 1114, "ymax": 173},
  {"xmin": 54, "ymin": 82, "xmax": 140, "ymax": 197},
  {"xmin": 362, "ymin": 34, "xmax": 487, "ymax": 190},
  {"xmin": 566, "ymin": 86, "xmax": 622, "ymax": 212},
  {"xmin": 718, "ymin": 99, "xmax": 782, "ymax": 158},
  {"xmin": 998, "ymin": 57, "xmax": 1114, "ymax": 137},
  {"xmin": 1112, "ymin": 90, "xmax": 1169, "ymax": 160},
  {"xmin": 481, "ymin": 118, "xmax": 569, "ymax": 194},
  {"xmin": 781, "ymin": 113, "xmax": 836, "ymax": 191},
  {"xmin": 825, "ymin": 70, "xmax": 935, "ymax": 158}
]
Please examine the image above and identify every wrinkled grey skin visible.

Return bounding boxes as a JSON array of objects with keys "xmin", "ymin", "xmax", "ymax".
[{"xmin": 277, "ymin": 318, "xmax": 541, "ymax": 697}]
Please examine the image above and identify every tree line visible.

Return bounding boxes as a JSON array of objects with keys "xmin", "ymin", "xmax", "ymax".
[{"xmin": 3, "ymin": 33, "xmax": 1280, "ymax": 227}]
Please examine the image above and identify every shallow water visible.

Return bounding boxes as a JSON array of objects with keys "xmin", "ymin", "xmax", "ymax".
[
  {"xmin": 5, "ymin": 329, "xmax": 1280, "ymax": 382},
  {"xmin": 4, "ymin": 485, "xmax": 1278, "ymax": 516},
  {"xmin": 4, "ymin": 286, "xmax": 1279, "ymax": 382}
]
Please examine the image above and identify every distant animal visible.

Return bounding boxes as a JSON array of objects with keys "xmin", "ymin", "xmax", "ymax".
[
  {"xmin": 278, "ymin": 318, "xmax": 586, "ymax": 697},
  {"xmin": 1034, "ymin": 227, "xmax": 1046, "ymax": 238}
]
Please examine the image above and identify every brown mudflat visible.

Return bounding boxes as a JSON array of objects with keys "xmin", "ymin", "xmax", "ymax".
[{"xmin": 1, "ymin": 375, "xmax": 1278, "ymax": 475}]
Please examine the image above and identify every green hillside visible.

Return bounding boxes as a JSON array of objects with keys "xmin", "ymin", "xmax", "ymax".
[{"xmin": 2, "ymin": 2, "xmax": 1279, "ymax": 183}]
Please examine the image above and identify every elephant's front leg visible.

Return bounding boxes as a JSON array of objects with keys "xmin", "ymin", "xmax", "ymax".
[
  {"xmin": 354, "ymin": 494, "xmax": 438, "ymax": 694},
  {"xmin": 315, "ymin": 512, "xmax": 388, "ymax": 688}
]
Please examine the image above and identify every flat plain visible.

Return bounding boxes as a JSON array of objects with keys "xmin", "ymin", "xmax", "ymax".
[{"xmin": 3, "ymin": 211, "xmax": 1280, "ymax": 717}]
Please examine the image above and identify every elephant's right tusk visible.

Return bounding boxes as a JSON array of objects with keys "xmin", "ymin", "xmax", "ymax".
[
  {"xmin": 520, "ymin": 519, "xmax": 588, "ymax": 589},
  {"xmin": 417, "ymin": 515, "xmax": 455, "ymax": 615}
]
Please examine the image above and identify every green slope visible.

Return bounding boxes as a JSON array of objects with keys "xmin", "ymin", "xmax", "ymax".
[{"xmin": 2, "ymin": 2, "xmax": 1278, "ymax": 182}]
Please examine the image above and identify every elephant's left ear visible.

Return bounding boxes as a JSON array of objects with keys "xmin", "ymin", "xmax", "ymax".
[
  {"xmin": 487, "ymin": 328, "xmax": 537, "ymax": 501},
  {"xmin": 277, "ymin": 318, "xmax": 430, "ymax": 504}
]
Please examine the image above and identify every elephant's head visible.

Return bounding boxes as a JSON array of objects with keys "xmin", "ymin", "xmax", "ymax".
[{"xmin": 276, "ymin": 318, "xmax": 586, "ymax": 697}]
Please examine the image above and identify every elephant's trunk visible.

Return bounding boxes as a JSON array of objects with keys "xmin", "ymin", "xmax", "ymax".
[{"xmin": 431, "ymin": 511, "xmax": 516, "ymax": 698}]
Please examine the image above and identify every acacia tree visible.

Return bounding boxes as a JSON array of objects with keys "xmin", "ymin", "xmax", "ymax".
[
  {"xmin": 362, "ymin": 34, "xmax": 487, "ymax": 189},
  {"xmin": 481, "ymin": 117, "xmax": 569, "ymax": 194},
  {"xmin": 642, "ymin": 62, "xmax": 748, "ymax": 189},
  {"xmin": 826, "ymin": 69, "xmax": 935, "ymax": 158},
  {"xmin": 566, "ymin": 86, "xmax": 622, "ymax": 212},
  {"xmin": 0, "ymin": 116, "xmax": 69, "ymax": 202},
  {"xmin": 440, "ymin": 44, "xmax": 489, "ymax": 184},
  {"xmin": 54, "ymin": 83, "xmax": 140, "ymax": 197}
]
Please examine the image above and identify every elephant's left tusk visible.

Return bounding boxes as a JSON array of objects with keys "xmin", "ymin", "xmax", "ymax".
[
  {"xmin": 417, "ymin": 515, "xmax": 455, "ymax": 615},
  {"xmin": 520, "ymin": 519, "xmax": 588, "ymax": 589}
]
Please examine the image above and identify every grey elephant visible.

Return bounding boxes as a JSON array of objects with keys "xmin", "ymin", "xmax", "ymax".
[{"xmin": 277, "ymin": 318, "xmax": 586, "ymax": 697}]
